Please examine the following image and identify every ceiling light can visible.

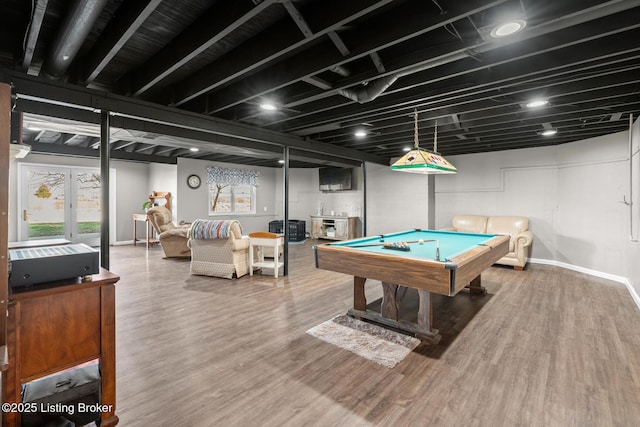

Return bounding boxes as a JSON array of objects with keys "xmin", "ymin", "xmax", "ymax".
[
  {"xmin": 491, "ymin": 19, "xmax": 526, "ymax": 38},
  {"xmin": 526, "ymin": 99, "xmax": 548, "ymax": 108},
  {"xmin": 260, "ymin": 103, "xmax": 277, "ymax": 111}
]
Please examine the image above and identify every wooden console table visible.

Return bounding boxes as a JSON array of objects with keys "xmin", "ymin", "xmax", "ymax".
[{"xmin": 1, "ymin": 269, "xmax": 120, "ymax": 427}]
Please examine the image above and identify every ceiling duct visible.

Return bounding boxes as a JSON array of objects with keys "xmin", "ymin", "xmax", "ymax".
[
  {"xmin": 338, "ymin": 75, "xmax": 398, "ymax": 104},
  {"xmin": 43, "ymin": 0, "xmax": 109, "ymax": 79},
  {"xmin": 337, "ymin": 48, "xmax": 473, "ymax": 104},
  {"xmin": 337, "ymin": 0, "xmax": 640, "ymax": 105}
]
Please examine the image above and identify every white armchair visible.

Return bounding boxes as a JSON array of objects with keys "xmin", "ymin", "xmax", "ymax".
[{"xmin": 187, "ymin": 219, "xmax": 249, "ymax": 279}]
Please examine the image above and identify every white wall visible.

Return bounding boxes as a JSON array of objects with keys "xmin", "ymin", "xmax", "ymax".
[
  {"xmin": 176, "ymin": 157, "xmax": 280, "ymax": 234},
  {"xmin": 276, "ymin": 167, "xmax": 365, "ymax": 237},
  {"xmin": 555, "ymin": 136, "xmax": 628, "ymax": 272},
  {"xmin": 365, "ymin": 162, "xmax": 432, "ymax": 235},
  {"xmin": 623, "ymin": 117, "xmax": 640, "ymax": 304},
  {"xmin": 435, "ymin": 147, "xmax": 560, "ymax": 260},
  {"xmin": 434, "ymin": 130, "xmax": 637, "ymax": 283}
]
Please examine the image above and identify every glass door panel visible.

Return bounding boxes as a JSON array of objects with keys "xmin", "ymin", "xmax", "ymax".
[
  {"xmin": 20, "ymin": 165, "xmax": 101, "ymax": 245},
  {"xmin": 74, "ymin": 171, "xmax": 101, "ymax": 246},
  {"xmin": 22, "ymin": 167, "xmax": 68, "ymax": 240}
]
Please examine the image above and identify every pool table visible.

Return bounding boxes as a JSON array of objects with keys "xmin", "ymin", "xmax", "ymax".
[{"xmin": 314, "ymin": 229, "xmax": 509, "ymax": 343}]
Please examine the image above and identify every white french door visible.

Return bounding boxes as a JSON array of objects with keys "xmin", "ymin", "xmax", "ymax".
[{"xmin": 19, "ymin": 164, "xmax": 102, "ymax": 246}]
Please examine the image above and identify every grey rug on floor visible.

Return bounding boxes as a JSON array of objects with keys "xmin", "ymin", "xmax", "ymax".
[
  {"xmin": 306, "ymin": 315, "xmax": 421, "ymax": 368},
  {"xmin": 288, "ymin": 238, "xmax": 308, "ymax": 245}
]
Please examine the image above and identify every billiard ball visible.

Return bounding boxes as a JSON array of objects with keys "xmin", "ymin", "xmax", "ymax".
[{"xmin": 418, "ymin": 239, "xmax": 424, "ymax": 245}]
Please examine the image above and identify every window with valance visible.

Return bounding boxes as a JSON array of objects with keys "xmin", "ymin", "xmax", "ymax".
[{"xmin": 206, "ymin": 166, "xmax": 259, "ymax": 215}]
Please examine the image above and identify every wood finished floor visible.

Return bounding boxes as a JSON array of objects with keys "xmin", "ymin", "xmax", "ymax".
[{"xmin": 111, "ymin": 241, "xmax": 640, "ymax": 427}]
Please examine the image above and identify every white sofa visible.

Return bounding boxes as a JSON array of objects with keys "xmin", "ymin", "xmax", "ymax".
[{"xmin": 442, "ymin": 215, "xmax": 533, "ymax": 270}]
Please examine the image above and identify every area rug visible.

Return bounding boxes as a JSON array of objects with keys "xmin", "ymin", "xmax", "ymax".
[
  {"xmin": 288, "ymin": 238, "xmax": 308, "ymax": 245},
  {"xmin": 306, "ymin": 315, "xmax": 421, "ymax": 368}
]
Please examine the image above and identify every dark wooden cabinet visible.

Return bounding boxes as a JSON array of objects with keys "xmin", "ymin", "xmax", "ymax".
[
  {"xmin": 1, "ymin": 84, "xmax": 11, "ymax": 391},
  {"xmin": 1, "ymin": 270, "xmax": 119, "ymax": 427}
]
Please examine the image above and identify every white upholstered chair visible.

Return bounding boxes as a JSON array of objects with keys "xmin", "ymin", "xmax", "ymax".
[{"xmin": 187, "ymin": 219, "xmax": 250, "ymax": 279}]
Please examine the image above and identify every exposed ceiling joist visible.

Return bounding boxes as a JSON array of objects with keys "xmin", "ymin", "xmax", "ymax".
[
  {"xmin": 20, "ymin": 0, "xmax": 49, "ymax": 72},
  {"xmin": 128, "ymin": 0, "xmax": 276, "ymax": 96},
  {"xmin": 1, "ymin": 0, "xmax": 638, "ymax": 166},
  {"xmin": 7, "ymin": 71, "xmax": 386, "ymax": 165},
  {"xmin": 169, "ymin": 0, "xmax": 395, "ymax": 106},
  {"xmin": 201, "ymin": 0, "xmax": 510, "ymax": 114},
  {"xmin": 83, "ymin": 0, "xmax": 163, "ymax": 83},
  {"xmin": 283, "ymin": 0, "xmax": 314, "ymax": 38}
]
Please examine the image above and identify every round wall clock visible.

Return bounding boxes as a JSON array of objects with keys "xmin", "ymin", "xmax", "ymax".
[{"xmin": 187, "ymin": 174, "xmax": 201, "ymax": 189}]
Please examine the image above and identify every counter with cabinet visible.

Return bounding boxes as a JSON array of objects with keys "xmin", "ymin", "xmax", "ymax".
[{"xmin": 310, "ymin": 215, "xmax": 360, "ymax": 240}]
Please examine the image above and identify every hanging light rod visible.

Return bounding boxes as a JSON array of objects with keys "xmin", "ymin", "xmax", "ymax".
[{"xmin": 390, "ymin": 111, "xmax": 457, "ymax": 174}]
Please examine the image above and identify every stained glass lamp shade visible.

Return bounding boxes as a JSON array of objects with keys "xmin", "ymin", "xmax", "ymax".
[{"xmin": 391, "ymin": 112, "xmax": 457, "ymax": 174}]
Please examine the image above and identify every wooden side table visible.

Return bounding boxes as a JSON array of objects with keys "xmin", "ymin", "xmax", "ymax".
[
  {"xmin": 2, "ymin": 269, "xmax": 120, "ymax": 426},
  {"xmin": 132, "ymin": 213, "xmax": 158, "ymax": 249},
  {"xmin": 249, "ymin": 232, "xmax": 284, "ymax": 278}
]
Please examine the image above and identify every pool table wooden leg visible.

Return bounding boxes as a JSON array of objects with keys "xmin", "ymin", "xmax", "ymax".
[
  {"xmin": 417, "ymin": 289, "xmax": 433, "ymax": 331},
  {"xmin": 416, "ymin": 290, "xmax": 441, "ymax": 344},
  {"xmin": 466, "ymin": 274, "xmax": 487, "ymax": 295},
  {"xmin": 380, "ymin": 282, "xmax": 399, "ymax": 320},
  {"xmin": 353, "ymin": 276, "xmax": 367, "ymax": 311},
  {"xmin": 348, "ymin": 283, "xmax": 442, "ymax": 344}
]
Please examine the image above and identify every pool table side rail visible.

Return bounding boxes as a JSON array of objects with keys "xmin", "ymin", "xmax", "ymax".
[
  {"xmin": 314, "ymin": 243, "xmax": 453, "ymax": 295},
  {"xmin": 314, "ymin": 234, "xmax": 509, "ymax": 296},
  {"xmin": 447, "ymin": 235, "xmax": 509, "ymax": 294}
]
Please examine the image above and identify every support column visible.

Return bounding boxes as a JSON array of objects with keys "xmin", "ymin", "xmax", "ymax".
[
  {"xmin": 427, "ymin": 174, "xmax": 435, "ymax": 229},
  {"xmin": 0, "ymin": 83, "xmax": 10, "ymax": 355},
  {"xmin": 362, "ymin": 161, "xmax": 367, "ymax": 236},
  {"xmin": 100, "ymin": 110, "xmax": 110, "ymax": 269},
  {"xmin": 282, "ymin": 146, "xmax": 289, "ymax": 276}
]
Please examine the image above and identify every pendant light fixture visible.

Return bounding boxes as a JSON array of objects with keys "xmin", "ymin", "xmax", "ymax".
[{"xmin": 391, "ymin": 111, "xmax": 457, "ymax": 174}]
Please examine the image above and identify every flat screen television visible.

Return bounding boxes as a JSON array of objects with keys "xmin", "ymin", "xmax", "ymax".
[{"xmin": 319, "ymin": 167, "xmax": 352, "ymax": 191}]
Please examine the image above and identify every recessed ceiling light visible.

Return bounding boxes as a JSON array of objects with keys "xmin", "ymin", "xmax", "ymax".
[
  {"xmin": 402, "ymin": 147, "xmax": 411, "ymax": 152},
  {"xmin": 539, "ymin": 129, "xmax": 558, "ymax": 136},
  {"xmin": 189, "ymin": 147, "xmax": 199, "ymax": 152},
  {"xmin": 354, "ymin": 130, "xmax": 367, "ymax": 138},
  {"xmin": 278, "ymin": 159, "xmax": 285, "ymax": 164},
  {"xmin": 526, "ymin": 99, "xmax": 549, "ymax": 108},
  {"xmin": 490, "ymin": 19, "xmax": 526, "ymax": 38},
  {"xmin": 260, "ymin": 103, "xmax": 277, "ymax": 111}
]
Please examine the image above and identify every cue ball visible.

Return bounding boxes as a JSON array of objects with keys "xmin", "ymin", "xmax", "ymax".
[{"xmin": 418, "ymin": 239, "xmax": 424, "ymax": 244}]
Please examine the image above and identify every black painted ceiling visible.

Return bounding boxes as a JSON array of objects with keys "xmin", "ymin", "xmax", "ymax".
[{"xmin": 1, "ymin": 0, "xmax": 639, "ymax": 167}]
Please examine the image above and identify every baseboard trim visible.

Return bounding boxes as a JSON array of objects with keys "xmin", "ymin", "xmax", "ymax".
[
  {"xmin": 113, "ymin": 240, "xmax": 134, "ymax": 246},
  {"xmin": 529, "ymin": 258, "xmax": 640, "ymax": 311},
  {"xmin": 624, "ymin": 278, "xmax": 640, "ymax": 312}
]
